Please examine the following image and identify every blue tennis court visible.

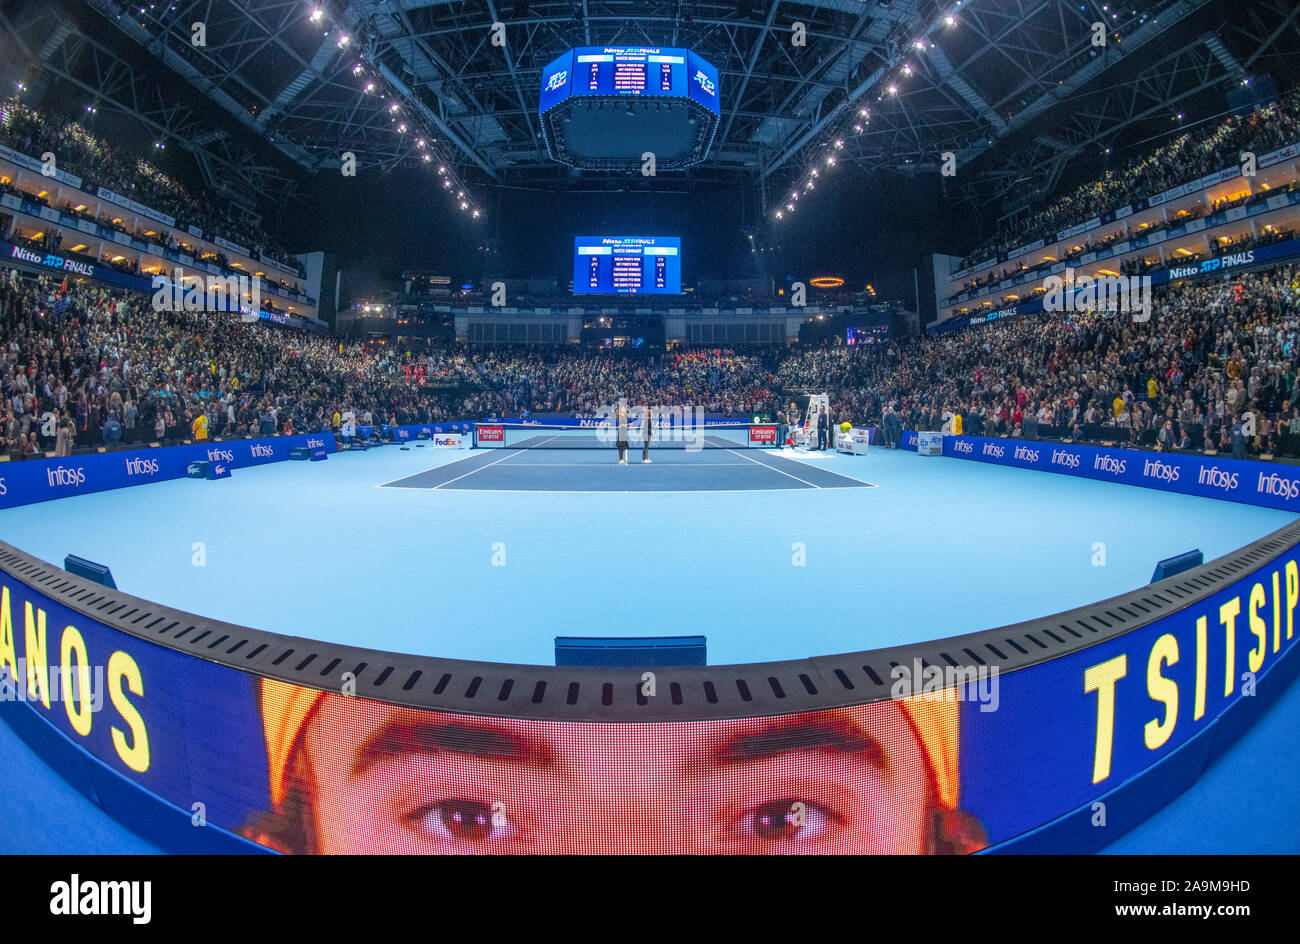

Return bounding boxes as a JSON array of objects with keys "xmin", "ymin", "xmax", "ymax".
[
  {"xmin": 380, "ymin": 440, "xmax": 874, "ymax": 491},
  {"xmin": 0, "ymin": 441, "xmax": 1292, "ymax": 667}
]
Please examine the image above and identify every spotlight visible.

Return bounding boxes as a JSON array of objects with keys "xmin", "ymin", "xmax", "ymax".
[{"xmin": 309, "ymin": 8, "xmax": 324, "ymax": 23}]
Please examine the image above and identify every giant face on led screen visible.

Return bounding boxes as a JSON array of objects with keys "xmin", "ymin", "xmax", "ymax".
[
  {"xmin": 574, "ymin": 236, "xmax": 681, "ymax": 294},
  {"xmin": 3, "ymin": 524, "xmax": 1296, "ymax": 853}
]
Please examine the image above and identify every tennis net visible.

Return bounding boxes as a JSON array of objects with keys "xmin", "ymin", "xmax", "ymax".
[{"xmin": 473, "ymin": 422, "xmax": 774, "ymax": 449}]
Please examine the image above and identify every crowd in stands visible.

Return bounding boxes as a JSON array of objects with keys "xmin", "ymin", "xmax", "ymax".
[
  {"xmin": 786, "ymin": 262, "xmax": 1300, "ymax": 460},
  {"xmin": 4, "ymin": 255, "xmax": 1300, "ymax": 462},
  {"xmin": 0, "ymin": 268, "xmax": 781, "ymax": 456},
  {"xmin": 0, "ymin": 268, "xmax": 439, "ymax": 456},
  {"xmin": 957, "ymin": 87, "xmax": 1300, "ymax": 270},
  {"xmin": 0, "ymin": 101, "xmax": 305, "ymax": 278}
]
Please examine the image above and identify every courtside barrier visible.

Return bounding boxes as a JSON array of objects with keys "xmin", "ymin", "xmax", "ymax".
[
  {"xmin": 389, "ymin": 422, "xmax": 475, "ymax": 443},
  {"xmin": 1, "ymin": 509, "xmax": 1298, "ymax": 853},
  {"xmin": 942, "ymin": 434, "xmax": 1300, "ymax": 512},
  {"xmin": 0, "ymin": 433, "xmax": 337, "ymax": 511}
]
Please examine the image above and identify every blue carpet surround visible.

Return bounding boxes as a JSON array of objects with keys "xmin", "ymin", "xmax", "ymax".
[{"xmin": 0, "ymin": 435, "xmax": 1296, "ymax": 854}]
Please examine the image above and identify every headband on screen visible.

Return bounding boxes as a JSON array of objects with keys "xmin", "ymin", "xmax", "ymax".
[
  {"xmin": 261, "ymin": 679, "xmax": 326, "ymax": 807},
  {"xmin": 898, "ymin": 695, "xmax": 960, "ymax": 812}
]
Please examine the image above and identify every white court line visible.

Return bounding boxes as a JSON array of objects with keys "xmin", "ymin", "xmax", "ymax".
[
  {"xmin": 374, "ymin": 450, "xmax": 491, "ymax": 488},
  {"xmin": 430, "ymin": 440, "xmax": 550, "ymax": 489},
  {"xmin": 490, "ymin": 462, "xmax": 760, "ymax": 467},
  {"xmin": 723, "ymin": 447, "xmax": 823, "ymax": 488},
  {"xmin": 375, "ymin": 485, "xmax": 837, "ymax": 494},
  {"xmin": 764, "ymin": 448, "xmax": 881, "ymax": 486}
]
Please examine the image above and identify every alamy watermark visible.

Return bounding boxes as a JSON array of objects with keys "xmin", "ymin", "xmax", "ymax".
[
  {"xmin": 890, "ymin": 658, "xmax": 999, "ymax": 711},
  {"xmin": 0, "ymin": 659, "xmax": 106, "ymax": 711},
  {"xmin": 151, "ymin": 267, "xmax": 263, "ymax": 314},
  {"xmin": 1042, "ymin": 267, "xmax": 1151, "ymax": 322},
  {"xmin": 591, "ymin": 401, "xmax": 711, "ymax": 451}
]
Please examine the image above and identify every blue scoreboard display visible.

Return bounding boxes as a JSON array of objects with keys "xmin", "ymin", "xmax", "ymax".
[
  {"xmin": 574, "ymin": 237, "xmax": 682, "ymax": 295},
  {"xmin": 541, "ymin": 47, "xmax": 720, "ymax": 115}
]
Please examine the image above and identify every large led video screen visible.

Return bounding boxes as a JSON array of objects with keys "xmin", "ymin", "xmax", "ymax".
[
  {"xmin": 574, "ymin": 236, "xmax": 681, "ymax": 295},
  {"xmin": 539, "ymin": 47, "xmax": 719, "ymax": 115},
  {"xmin": 2, "ymin": 522, "xmax": 1296, "ymax": 853}
]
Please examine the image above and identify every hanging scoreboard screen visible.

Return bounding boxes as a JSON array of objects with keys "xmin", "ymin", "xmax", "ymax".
[
  {"xmin": 540, "ymin": 47, "xmax": 720, "ymax": 115},
  {"xmin": 574, "ymin": 237, "xmax": 682, "ymax": 295}
]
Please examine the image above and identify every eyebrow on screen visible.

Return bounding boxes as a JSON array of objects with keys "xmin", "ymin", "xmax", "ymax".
[
  {"xmin": 695, "ymin": 718, "xmax": 890, "ymax": 773},
  {"xmin": 350, "ymin": 720, "xmax": 556, "ymax": 779}
]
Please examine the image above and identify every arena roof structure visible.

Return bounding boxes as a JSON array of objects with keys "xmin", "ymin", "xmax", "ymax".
[{"xmin": 2, "ymin": 0, "xmax": 1298, "ymax": 231}]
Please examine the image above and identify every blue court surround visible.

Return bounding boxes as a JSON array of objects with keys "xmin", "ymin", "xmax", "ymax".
[
  {"xmin": 0, "ymin": 442, "xmax": 1293, "ymax": 667},
  {"xmin": 0, "ymin": 439, "xmax": 1297, "ymax": 854}
]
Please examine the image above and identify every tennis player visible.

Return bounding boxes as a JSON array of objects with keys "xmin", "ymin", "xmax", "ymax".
[
  {"xmin": 641, "ymin": 406, "xmax": 654, "ymax": 463},
  {"xmin": 616, "ymin": 402, "xmax": 629, "ymax": 464}
]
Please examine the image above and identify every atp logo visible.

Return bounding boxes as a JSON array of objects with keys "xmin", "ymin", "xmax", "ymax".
[
  {"xmin": 693, "ymin": 70, "xmax": 715, "ymax": 95},
  {"xmin": 546, "ymin": 70, "xmax": 568, "ymax": 91}
]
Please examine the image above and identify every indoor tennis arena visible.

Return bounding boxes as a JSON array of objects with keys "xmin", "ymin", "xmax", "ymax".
[{"xmin": 1, "ymin": 0, "xmax": 1299, "ymax": 880}]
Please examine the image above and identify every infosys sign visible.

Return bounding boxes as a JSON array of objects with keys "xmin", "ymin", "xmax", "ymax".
[
  {"xmin": 941, "ymin": 434, "xmax": 1300, "ymax": 511},
  {"xmin": 0, "ymin": 433, "xmax": 337, "ymax": 510},
  {"xmin": 391, "ymin": 422, "xmax": 473, "ymax": 443}
]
